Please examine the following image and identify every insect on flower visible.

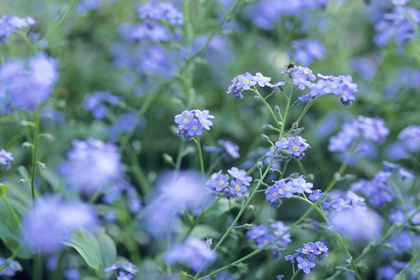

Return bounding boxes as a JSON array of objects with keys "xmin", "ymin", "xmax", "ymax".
[{"xmin": 285, "ymin": 63, "xmax": 295, "ymax": 69}]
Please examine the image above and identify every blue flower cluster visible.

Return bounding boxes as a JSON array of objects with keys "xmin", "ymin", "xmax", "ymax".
[
  {"xmin": 0, "ymin": 149, "xmax": 14, "ymax": 170},
  {"xmin": 227, "ymin": 72, "xmax": 286, "ymax": 100},
  {"xmin": 207, "ymin": 167, "xmax": 252, "ymax": 198},
  {"xmin": 374, "ymin": 3, "xmax": 420, "ymax": 46},
  {"xmin": 329, "ymin": 115, "xmax": 389, "ymax": 154},
  {"xmin": 59, "ymin": 138, "xmax": 123, "ymax": 195},
  {"xmin": 104, "ymin": 261, "xmax": 138, "ymax": 280},
  {"xmin": 265, "ymin": 176, "xmax": 313, "ymax": 208},
  {"xmin": 22, "ymin": 195, "xmax": 97, "ymax": 254},
  {"xmin": 0, "ymin": 53, "xmax": 59, "ymax": 112},
  {"xmin": 0, "ymin": 258, "xmax": 21, "ymax": 276},
  {"xmin": 164, "ymin": 237, "xmax": 216, "ymax": 272},
  {"xmin": 0, "ymin": 14, "xmax": 36, "ymax": 43},
  {"xmin": 83, "ymin": 91, "xmax": 123, "ymax": 120},
  {"xmin": 267, "ymin": 136, "xmax": 311, "ymax": 160},
  {"xmin": 175, "ymin": 109, "xmax": 215, "ymax": 140},
  {"xmin": 297, "ymin": 74, "xmax": 357, "ymax": 106},
  {"xmin": 351, "ymin": 170, "xmax": 394, "ymax": 206},
  {"xmin": 285, "ymin": 241, "xmax": 329, "ymax": 274},
  {"xmin": 247, "ymin": 221, "xmax": 292, "ymax": 257}
]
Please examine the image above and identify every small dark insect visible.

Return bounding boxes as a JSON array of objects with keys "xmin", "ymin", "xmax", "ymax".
[{"xmin": 285, "ymin": 63, "xmax": 295, "ymax": 69}]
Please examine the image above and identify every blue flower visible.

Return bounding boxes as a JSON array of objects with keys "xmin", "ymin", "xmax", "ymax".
[
  {"xmin": 104, "ymin": 261, "xmax": 121, "ymax": 272},
  {"xmin": 194, "ymin": 109, "xmax": 215, "ymax": 130},
  {"xmin": 0, "ymin": 15, "xmax": 36, "ymax": 43},
  {"xmin": 122, "ymin": 262, "xmax": 138, "ymax": 274},
  {"xmin": 59, "ymin": 138, "xmax": 123, "ymax": 195},
  {"xmin": 164, "ymin": 237, "xmax": 216, "ymax": 272},
  {"xmin": 117, "ymin": 271, "xmax": 133, "ymax": 280},
  {"xmin": 0, "ymin": 53, "xmax": 58, "ymax": 112},
  {"xmin": 83, "ymin": 91, "xmax": 122, "ymax": 120},
  {"xmin": 265, "ymin": 185, "xmax": 280, "ymax": 203},
  {"xmin": 0, "ymin": 258, "xmax": 21, "ymax": 276},
  {"xmin": 206, "ymin": 171, "xmax": 229, "ymax": 192},
  {"xmin": 297, "ymin": 257, "xmax": 316, "ymax": 274},
  {"xmin": 252, "ymin": 72, "xmax": 272, "ymax": 87},
  {"xmin": 0, "ymin": 149, "xmax": 14, "ymax": 170},
  {"xmin": 246, "ymin": 225, "xmax": 269, "ymax": 239},
  {"xmin": 22, "ymin": 195, "xmax": 97, "ymax": 254},
  {"xmin": 227, "ymin": 167, "xmax": 252, "ymax": 186},
  {"xmin": 229, "ymin": 179, "xmax": 247, "ymax": 197}
]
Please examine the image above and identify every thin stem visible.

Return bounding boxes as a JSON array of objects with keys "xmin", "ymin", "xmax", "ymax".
[
  {"xmin": 46, "ymin": 0, "xmax": 81, "ymax": 40},
  {"xmin": 252, "ymin": 88, "xmax": 279, "ymax": 125},
  {"xmin": 290, "ymin": 269, "xmax": 301, "ymax": 280},
  {"xmin": 193, "ymin": 137, "xmax": 205, "ymax": 182},
  {"xmin": 30, "ymin": 111, "xmax": 40, "ymax": 204}
]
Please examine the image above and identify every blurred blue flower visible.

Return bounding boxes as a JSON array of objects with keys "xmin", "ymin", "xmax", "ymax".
[
  {"xmin": 0, "ymin": 53, "xmax": 59, "ymax": 112},
  {"xmin": 76, "ymin": 0, "xmax": 102, "ymax": 13},
  {"xmin": 0, "ymin": 149, "xmax": 14, "ymax": 170},
  {"xmin": 0, "ymin": 14, "xmax": 36, "ymax": 43},
  {"xmin": 22, "ymin": 195, "xmax": 97, "ymax": 254},
  {"xmin": 138, "ymin": 1, "xmax": 184, "ymax": 25},
  {"xmin": 374, "ymin": 6, "xmax": 420, "ymax": 46},
  {"xmin": 329, "ymin": 209, "xmax": 382, "ymax": 242},
  {"xmin": 204, "ymin": 139, "xmax": 240, "ymax": 160},
  {"xmin": 59, "ymin": 138, "xmax": 123, "ymax": 195},
  {"xmin": 122, "ymin": 262, "xmax": 138, "ymax": 274},
  {"xmin": 290, "ymin": 39, "xmax": 325, "ymax": 65},
  {"xmin": 83, "ymin": 91, "xmax": 122, "ymax": 120},
  {"xmin": 0, "ymin": 258, "xmax": 21, "ymax": 276},
  {"xmin": 164, "ymin": 237, "xmax": 216, "ymax": 272}
]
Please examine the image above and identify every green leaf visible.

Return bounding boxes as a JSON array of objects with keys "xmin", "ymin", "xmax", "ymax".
[
  {"xmin": 63, "ymin": 230, "xmax": 100, "ymax": 270},
  {"xmin": 96, "ymin": 229, "xmax": 117, "ymax": 270},
  {"xmin": 63, "ymin": 228, "xmax": 117, "ymax": 273}
]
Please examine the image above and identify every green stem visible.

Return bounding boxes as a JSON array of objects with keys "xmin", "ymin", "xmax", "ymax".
[
  {"xmin": 181, "ymin": 195, "xmax": 224, "ymax": 242},
  {"xmin": 30, "ymin": 111, "xmax": 40, "ymax": 204},
  {"xmin": 33, "ymin": 254, "xmax": 42, "ymax": 280},
  {"xmin": 52, "ymin": 250, "xmax": 67, "ymax": 280},
  {"xmin": 252, "ymin": 88, "xmax": 279, "ymax": 125},
  {"xmin": 193, "ymin": 137, "xmax": 205, "ymax": 182},
  {"xmin": 290, "ymin": 269, "xmax": 301, "ymax": 280},
  {"xmin": 126, "ymin": 144, "xmax": 150, "ymax": 196},
  {"xmin": 46, "ymin": 0, "xmax": 81, "ymax": 40}
]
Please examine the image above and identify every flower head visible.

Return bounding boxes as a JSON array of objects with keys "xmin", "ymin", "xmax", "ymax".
[
  {"xmin": 164, "ymin": 237, "xmax": 216, "ymax": 272},
  {"xmin": 175, "ymin": 109, "xmax": 214, "ymax": 140},
  {"xmin": 0, "ymin": 53, "xmax": 58, "ymax": 112},
  {"xmin": 22, "ymin": 195, "xmax": 97, "ymax": 254},
  {"xmin": 297, "ymin": 257, "xmax": 316, "ymax": 273},
  {"xmin": 0, "ymin": 15, "xmax": 36, "ymax": 43},
  {"xmin": 59, "ymin": 138, "xmax": 123, "ymax": 195},
  {"xmin": 0, "ymin": 149, "xmax": 14, "ymax": 170}
]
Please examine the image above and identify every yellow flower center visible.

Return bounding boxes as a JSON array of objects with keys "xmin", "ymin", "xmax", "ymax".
[
  {"xmin": 183, "ymin": 118, "xmax": 188, "ymax": 123},
  {"xmin": 219, "ymin": 180, "xmax": 225, "ymax": 185},
  {"xmin": 193, "ymin": 125, "xmax": 197, "ymax": 130},
  {"xmin": 293, "ymin": 146, "xmax": 299, "ymax": 151},
  {"xmin": 343, "ymin": 91, "xmax": 349, "ymax": 95},
  {"xmin": 244, "ymin": 79, "xmax": 249, "ymax": 84},
  {"xmin": 331, "ymin": 85, "xmax": 337, "ymax": 89},
  {"xmin": 0, "ymin": 158, "xmax": 4, "ymax": 162},
  {"xmin": 235, "ymin": 185, "xmax": 241, "ymax": 191},
  {"xmin": 272, "ymin": 192, "xmax": 277, "ymax": 197},
  {"xmin": 285, "ymin": 187, "xmax": 290, "ymax": 191}
]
